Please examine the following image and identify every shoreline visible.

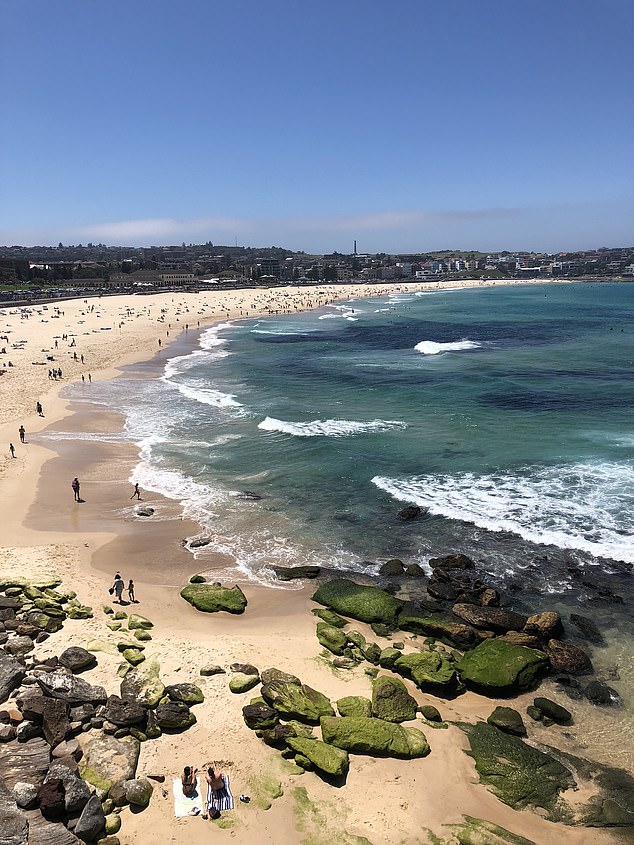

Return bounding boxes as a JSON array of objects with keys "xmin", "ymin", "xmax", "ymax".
[{"xmin": 1, "ymin": 281, "xmax": 631, "ymax": 844}]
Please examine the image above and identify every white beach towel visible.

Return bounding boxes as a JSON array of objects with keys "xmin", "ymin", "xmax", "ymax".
[
  {"xmin": 206, "ymin": 775, "xmax": 234, "ymax": 811},
  {"xmin": 172, "ymin": 775, "xmax": 204, "ymax": 818}
]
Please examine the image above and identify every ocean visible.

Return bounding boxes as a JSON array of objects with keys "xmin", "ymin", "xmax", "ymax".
[{"xmin": 64, "ymin": 281, "xmax": 634, "ymax": 766}]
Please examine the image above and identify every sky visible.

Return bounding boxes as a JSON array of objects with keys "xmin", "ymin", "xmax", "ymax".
[{"xmin": 1, "ymin": 0, "xmax": 633, "ymax": 253}]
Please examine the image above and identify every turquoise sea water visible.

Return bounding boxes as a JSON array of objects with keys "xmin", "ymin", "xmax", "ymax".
[{"xmin": 78, "ymin": 283, "xmax": 634, "ymax": 599}]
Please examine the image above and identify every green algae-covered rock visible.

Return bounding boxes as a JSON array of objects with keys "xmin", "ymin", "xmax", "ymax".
[
  {"xmin": 104, "ymin": 813, "xmax": 122, "ymax": 835},
  {"xmin": 286, "ymin": 737, "xmax": 349, "ymax": 777},
  {"xmin": 180, "ymin": 583, "xmax": 247, "ymax": 614},
  {"xmin": 361, "ymin": 642, "xmax": 381, "ymax": 664},
  {"xmin": 262, "ymin": 678, "xmax": 334, "ymax": 724},
  {"xmin": 123, "ymin": 777, "xmax": 153, "ymax": 808},
  {"xmin": 189, "ymin": 574, "xmax": 206, "ymax": 584},
  {"xmin": 398, "ymin": 606, "xmax": 476, "ymax": 647},
  {"xmin": 229, "ymin": 673, "xmax": 260, "ymax": 694},
  {"xmin": 312, "ymin": 579, "xmax": 403, "ymax": 627},
  {"xmin": 533, "ymin": 697, "xmax": 572, "ymax": 725},
  {"xmin": 378, "ymin": 647, "xmax": 402, "ymax": 669},
  {"xmin": 165, "ymin": 683, "xmax": 204, "ymax": 705},
  {"xmin": 337, "ymin": 696, "xmax": 372, "ymax": 718},
  {"xmin": 461, "ymin": 721, "xmax": 575, "ymax": 816},
  {"xmin": 67, "ymin": 605, "xmax": 93, "ymax": 619},
  {"xmin": 371, "ymin": 675, "xmax": 418, "ymax": 723},
  {"xmin": 117, "ymin": 639, "xmax": 145, "ymax": 652},
  {"xmin": 122, "ymin": 649, "xmax": 145, "ymax": 666},
  {"xmin": 242, "ymin": 701, "xmax": 279, "ymax": 730},
  {"xmin": 316, "ymin": 622, "xmax": 348, "ymax": 655},
  {"xmin": 120, "ymin": 655, "xmax": 165, "ymax": 708},
  {"xmin": 78, "ymin": 733, "xmax": 140, "ymax": 792},
  {"xmin": 106, "ymin": 622, "xmax": 122, "ymax": 631},
  {"xmin": 420, "ymin": 704, "xmax": 443, "ymax": 722},
  {"xmin": 394, "ymin": 651, "xmax": 458, "ymax": 694},
  {"xmin": 133, "ymin": 629, "xmax": 152, "ymax": 642},
  {"xmin": 487, "ymin": 706, "xmax": 527, "ymax": 737},
  {"xmin": 155, "ymin": 700, "xmax": 196, "ymax": 730},
  {"xmin": 311, "ymin": 608, "xmax": 348, "ymax": 628},
  {"xmin": 442, "ymin": 815, "xmax": 537, "ymax": 845},
  {"xmin": 127, "ymin": 614, "xmax": 153, "ymax": 630},
  {"xmin": 320, "ymin": 716, "xmax": 430, "ymax": 759},
  {"xmin": 457, "ymin": 639, "xmax": 548, "ymax": 693}
]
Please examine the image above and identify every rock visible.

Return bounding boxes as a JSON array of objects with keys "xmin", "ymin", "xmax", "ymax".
[
  {"xmin": 371, "ymin": 622, "xmax": 393, "ymax": 637},
  {"xmin": 78, "ymin": 733, "xmax": 140, "ymax": 792},
  {"xmin": 102, "ymin": 695, "xmax": 146, "ymax": 727},
  {"xmin": 154, "ymin": 701, "xmax": 196, "ymax": 730},
  {"xmin": 312, "ymin": 579, "xmax": 403, "ymax": 627},
  {"xmin": 583, "ymin": 680, "xmax": 623, "ymax": 707},
  {"xmin": 332, "ymin": 657, "xmax": 358, "ymax": 669},
  {"xmin": 59, "ymin": 647, "xmax": 98, "ymax": 674},
  {"xmin": 320, "ymin": 716, "xmax": 430, "ymax": 759},
  {"xmin": 67, "ymin": 605, "xmax": 93, "ymax": 620},
  {"xmin": 523, "ymin": 612, "xmax": 563, "ymax": 640},
  {"xmin": 533, "ymin": 697, "xmax": 572, "ymax": 724},
  {"xmin": 180, "ymin": 583, "xmax": 247, "ymax": 614},
  {"xmin": 429, "ymin": 553, "xmax": 475, "ymax": 570},
  {"xmin": 487, "ymin": 706, "xmax": 527, "ymax": 736},
  {"xmin": 316, "ymin": 622, "xmax": 348, "ymax": 655},
  {"xmin": 75, "ymin": 794, "xmax": 106, "ymax": 842},
  {"xmin": 456, "ymin": 639, "xmax": 549, "ymax": 694},
  {"xmin": 398, "ymin": 605, "xmax": 476, "ymax": 647},
  {"xmin": 419, "ymin": 704, "xmax": 442, "ymax": 722},
  {"xmin": 200, "ymin": 664, "xmax": 225, "ymax": 676},
  {"xmin": 545, "ymin": 639, "xmax": 593, "ymax": 675},
  {"xmin": 38, "ymin": 777, "xmax": 66, "ymax": 820},
  {"xmin": 120, "ymin": 655, "xmax": 165, "ymax": 708},
  {"xmin": 229, "ymin": 673, "xmax": 260, "ymax": 694},
  {"xmin": 461, "ymin": 721, "xmax": 575, "ymax": 817},
  {"xmin": 362, "ymin": 642, "xmax": 382, "ymax": 664},
  {"xmin": 52, "ymin": 738, "xmax": 81, "ymax": 760},
  {"xmin": 242, "ymin": 702, "xmax": 279, "ymax": 730},
  {"xmin": 45, "ymin": 763, "xmax": 92, "ymax": 813},
  {"xmin": 13, "ymin": 781, "xmax": 38, "ymax": 809},
  {"xmin": 123, "ymin": 777, "xmax": 153, "ymax": 808},
  {"xmin": 397, "ymin": 506, "xmax": 421, "ymax": 520},
  {"xmin": 452, "ymin": 603, "xmax": 528, "ymax": 632},
  {"xmin": 261, "ymin": 678, "xmax": 334, "ymax": 724},
  {"xmin": 479, "ymin": 588, "xmax": 500, "ymax": 607},
  {"xmin": 104, "ymin": 813, "xmax": 121, "ymax": 835},
  {"xmin": 135, "ymin": 507, "xmax": 154, "ymax": 517},
  {"xmin": 5, "ymin": 636, "xmax": 35, "ymax": 657},
  {"xmin": 0, "ymin": 652, "xmax": 26, "ymax": 703},
  {"xmin": 405, "ymin": 564, "xmax": 425, "ymax": 577},
  {"xmin": 311, "ymin": 608, "xmax": 348, "ymax": 628},
  {"xmin": 188, "ymin": 537, "xmax": 211, "ymax": 549},
  {"xmin": 16, "ymin": 720, "xmax": 43, "ymax": 742},
  {"xmin": 443, "ymin": 816, "xmax": 538, "ymax": 845},
  {"xmin": 19, "ymin": 695, "xmax": 70, "ymax": 747},
  {"xmin": 122, "ymin": 648, "xmax": 145, "ymax": 666},
  {"xmin": 230, "ymin": 663, "xmax": 259, "ymax": 675},
  {"xmin": 378, "ymin": 647, "xmax": 402, "ymax": 670},
  {"xmin": 499, "ymin": 632, "xmax": 541, "ymax": 648},
  {"xmin": 0, "ymin": 791, "xmax": 28, "ymax": 845},
  {"xmin": 371, "ymin": 675, "xmax": 418, "ymax": 723},
  {"xmin": 0, "ymin": 722, "xmax": 16, "ymax": 741},
  {"xmin": 569, "ymin": 613, "xmax": 604, "ymax": 645},
  {"xmin": 379, "ymin": 559, "xmax": 404, "ymax": 576},
  {"xmin": 165, "ymin": 683, "xmax": 204, "ymax": 705},
  {"xmin": 69, "ymin": 704, "xmax": 95, "ymax": 723},
  {"xmin": 286, "ymin": 737, "xmax": 349, "ymax": 777},
  {"xmin": 37, "ymin": 670, "xmax": 107, "ymax": 705},
  {"xmin": 393, "ymin": 652, "xmax": 458, "ymax": 694},
  {"xmin": 272, "ymin": 566, "xmax": 321, "ymax": 581},
  {"xmin": 526, "ymin": 705, "xmax": 542, "ymax": 721},
  {"xmin": 133, "ymin": 630, "xmax": 152, "ymax": 642},
  {"xmin": 126, "ymin": 614, "xmax": 153, "ymax": 631},
  {"xmin": 336, "ymin": 696, "xmax": 372, "ymax": 718},
  {"xmin": 189, "ymin": 574, "xmax": 205, "ymax": 583}
]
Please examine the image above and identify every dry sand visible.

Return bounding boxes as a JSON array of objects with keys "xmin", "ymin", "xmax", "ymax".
[{"xmin": 0, "ymin": 280, "xmax": 622, "ymax": 845}]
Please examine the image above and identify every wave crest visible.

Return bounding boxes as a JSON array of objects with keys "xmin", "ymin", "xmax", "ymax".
[
  {"xmin": 258, "ymin": 417, "xmax": 407, "ymax": 437},
  {"xmin": 414, "ymin": 339, "xmax": 480, "ymax": 355}
]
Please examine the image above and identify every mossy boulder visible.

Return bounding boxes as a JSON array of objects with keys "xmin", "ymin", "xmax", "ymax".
[
  {"xmin": 461, "ymin": 721, "xmax": 575, "ymax": 816},
  {"xmin": 378, "ymin": 647, "xmax": 402, "ymax": 669},
  {"xmin": 371, "ymin": 676, "xmax": 418, "ymax": 723},
  {"xmin": 398, "ymin": 605, "xmax": 476, "ymax": 647},
  {"xmin": 533, "ymin": 697, "xmax": 572, "ymax": 724},
  {"xmin": 320, "ymin": 716, "xmax": 430, "ymax": 759},
  {"xmin": 419, "ymin": 704, "xmax": 442, "ymax": 722},
  {"xmin": 311, "ymin": 608, "xmax": 348, "ymax": 628},
  {"xmin": 78, "ymin": 734, "xmax": 140, "ymax": 793},
  {"xmin": 189, "ymin": 574, "xmax": 206, "ymax": 584},
  {"xmin": 456, "ymin": 639, "xmax": 548, "ymax": 694},
  {"xmin": 312, "ymin": 579, "xmax": 403, "ymax": 626},
  {"xmin": 442, "ymin": 816, "xmax": 537, "ymax": 845},
  {"xmin": 122, "ymin": 649, "xmax": 145, "ymax": 666},
  {"xmin": 123, "ymin": 777, "xmax": 153, "ymax": 808},
  {"xmin": 336, "ymin": 696, "xmax": 372, "ymax": 718},
  {"xmin": 229, "ymin": 673, "xmax": 260, "ymax": 694},
  {"xmin": 361, "ymin": 642, "xmax": 381, "ymax": 664},
  {"xmin": 67, "ymin": 605, "xmax": 93, "ymax": 620},
  {"xmin": 180, "ymin": 583, "xmax": 247, "ymax": 614},
  {"xmin": 120, "ymin": 655, "xmax": 165, "ymax": 708},
  {"xmin": 127, "ymin": 614, "xmax": 153, "ymax": 630},
  {"xmin": 165, "ymin": 683, "xmax": 204, "ymax": 705},
  {"xmin": 104, "ymin": 813, "xmax": 122, "ymax": 835},
  {"xmin": 286, "ymin": 737, "xmax": 349, "ymax": 777},
  {"xmin": 242, "ymin": 702, "xmax": 279, "ymax": 730},
  {"xmin": 133, "ymin": 629, "xmax": 152, "ymax": 642},
  {"xmin": 316, "ymin": 622, "xmax": 348, "ymax": 655},
  {"xmin": 261, "ymin": 678, "xmax": 334, "ymax": 724},
  {"xmin": 155, "ymin": 701, "xmax": 196, "ymax": 730},
  {"xmin": 394, "ymin": 651, "xmax": 458, "ymax": 694},
  {"xmin": 487, "ymin": 706, "xmax": 527, "ymax": 737}
]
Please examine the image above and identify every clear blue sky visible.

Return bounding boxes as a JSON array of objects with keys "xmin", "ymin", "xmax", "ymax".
[{"xmin": 1, "ymin": 0, "xmax": 632, "ymax": 253}]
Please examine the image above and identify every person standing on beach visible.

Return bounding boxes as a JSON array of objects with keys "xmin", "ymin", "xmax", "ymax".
[
  {"xmin": 9, "ymin": 443, "xmax": 15, "ymax": 458},
  {"xmin": 130, "ymin": 482, "xmax": 141, "ymax": 500},
  {"xmin": 127, "ymin": 579, "xmax": 135, "ymax": 602},
  {"xmin": 112, "ymin": 573, "xmax": 125, "ymax": 604},
  {"xmin": 71, "ymin": 477, "xmax": 80, "ymax": 502},
  {"xmin": 18, "ymin": 425, "xmax": 25, "ymax": 443},
  {"xmin": 36, "ymin": 401, "xmax": 43, "ymax": 416}
]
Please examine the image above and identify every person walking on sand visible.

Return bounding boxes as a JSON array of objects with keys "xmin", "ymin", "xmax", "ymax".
[
  {"xmin": 130, "ymin": 482, "xmax": 141, "ymax": 500},
  {"xmin": 36, "ymin": 401, "xmax": 43, "ymax": 416},
  {"xmin": 19, "ymin": 425, "xmax": 25, "ymax": 443},
  {"xmin": 9, "ymin": 443, "xmax": 15, "ymax": 458},
  {"xmin": 71, "ymin": 477, "xmax": 80, "ymax": 502},
  {"xmin": 127, "ymin": 579, "xmax": 135, "ymax": 602},
  {"xmin": 111, "ymin": 573, "xmax": 125, "ymax": 603}
]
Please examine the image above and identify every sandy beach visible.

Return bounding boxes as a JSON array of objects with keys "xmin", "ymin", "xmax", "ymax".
[{"xmin": 0, "ymin": 279, "xmax": 627, "ymax": 845}]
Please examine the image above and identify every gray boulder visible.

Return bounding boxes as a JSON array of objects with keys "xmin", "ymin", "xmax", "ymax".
[
  {"xmin": 165, "ymin": 683, "xmax": 204, "ymax": 705},
  {"xmin": 36, "ymin": 670, "xmax": 107, "ymax": 705},
  {"xmin": 452, "ymin": 603, "xmax": 528, "ymax": 632},
  {"xmin": 0, "ymin": 651, "xmax": 26, "ymax": 703},
  {"xmin": 154, "ymin": 701, "xmax": 196, "ymax": 730},
  {"xmin": 102, "ymin": 695, "xmax": 146, "ymax": 727},
  {"xmin": 0, "ymin": 791, "xmax": 28, "ymax": 845},
  {"xmin": 12, "ymin": 781, "xmax": 38, "ymax": 809},
  {"xmin": 123, "ymin": 777, "xmax": 153, "ymax": 808},
  {"xmin": 59, "ymin": 647, "xmax": 98, "ymax": 674},
  {"xmin": 74, "ymin": 794, "xmax": 106, "ymax": 842},
  {"xmin": 78, "ymin": 733, "xmax": 140, "ymax": 792},
  {"xmin": 45, "ymin": 763, "xmax": 91, "ymax": 813}
]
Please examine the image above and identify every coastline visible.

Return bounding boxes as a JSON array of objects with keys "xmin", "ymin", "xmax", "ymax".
[{"xmin": 1, "ymin": 281, "xmax": 630, "ymax": 845}]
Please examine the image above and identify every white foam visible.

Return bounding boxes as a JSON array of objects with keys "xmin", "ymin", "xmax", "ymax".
[
  {"xmin": 165, "ymin": 379, "xmax": 243, "ymax": 410},
  {"xmin": 258, "ymin": 417, "xmax": 407, "ymax": 437},
  {"xmin": 372, "ymin": 461, "xmax": 634, "ymax": 563},
  {"xmin": 414, "ymin": 339, "xmax": 481, "ymax": 355}
]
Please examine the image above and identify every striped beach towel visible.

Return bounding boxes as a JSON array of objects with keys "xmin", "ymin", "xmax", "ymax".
[{"xmin": 207, "ymin": 775, "xmax": 234, "ymax": 811}]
